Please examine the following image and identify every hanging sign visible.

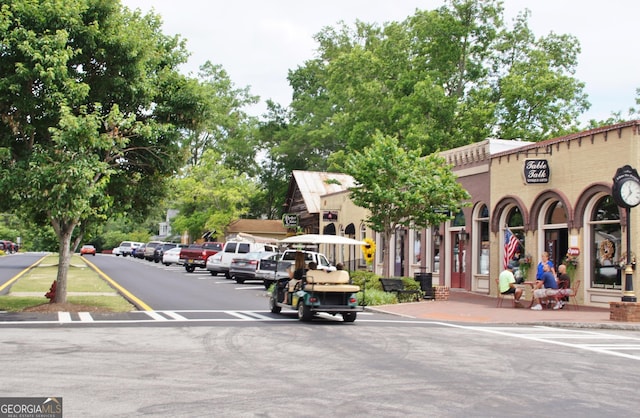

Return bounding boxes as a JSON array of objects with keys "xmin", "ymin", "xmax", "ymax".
[
  {"xmin": 524, "ymin": 159, "xmax": 550, "ymax": 184},
  {"xmin": 282, "ymin": 213, "xmax": 299, "ymax": 228}
]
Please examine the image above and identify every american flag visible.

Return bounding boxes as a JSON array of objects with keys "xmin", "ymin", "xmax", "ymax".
[{"xmin": 503, "ymin": 229, "xmax": 519, "ymax": 269}]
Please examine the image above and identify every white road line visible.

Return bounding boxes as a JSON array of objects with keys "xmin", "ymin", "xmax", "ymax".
[
  {"xmin": 242, "ymin": 311, "xmax": 274, "ymax": 320},
  {"xmin": 436, "ymin": 322, "xmax": 640, "ymax": 361},
  {"xmin": 162, "ymin": 311, "xmax": 188, "ymax": 321},
  {"xmin": 144, "ymin": 311, "xmax": 168, "ymax": 321},
  {"xmin": 58, "ymin": 312, "xmax": 72, "ymax": 322},
  {"xmin": 227, "ymin": 311, "xmax": 259, "ymax": 320},
  {"xmin": 78, "ymin": 312, "xmax": 94, "ymax": 322}
]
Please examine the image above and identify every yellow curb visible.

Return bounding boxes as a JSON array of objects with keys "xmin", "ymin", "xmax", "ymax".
[
  {"xmin": 81, "ymin": 257, "xmax": 153, "ymax": 311},
  {"xmin": 0, "ymin": 255, "xmax": 48, "ymax": 293}
]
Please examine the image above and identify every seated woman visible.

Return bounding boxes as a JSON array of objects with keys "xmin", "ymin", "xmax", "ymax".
[{"xmin": 286, "ymin": 252, "xmax": 307, "ymax": 295}]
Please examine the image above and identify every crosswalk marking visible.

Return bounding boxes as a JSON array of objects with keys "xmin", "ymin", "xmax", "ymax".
[
  {"xmin": 162, "ymin": 311, "xmax": 188, "ymax": 321},
  {"xmin": 78, "ymin": 312, "xmax": 94, "ymax": 322},
  {"xmin": 144, "ymin": 311, "xmax": 168, "ymax": 321}
]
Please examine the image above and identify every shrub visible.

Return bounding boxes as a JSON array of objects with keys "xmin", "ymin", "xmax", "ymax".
[
  {"xmin": 357, "ymin": 288, "xmax": 397, "ymax": 305},
  {"xmin": 350, "ymin": 270, "xmax": 380, "ymax": 290}
]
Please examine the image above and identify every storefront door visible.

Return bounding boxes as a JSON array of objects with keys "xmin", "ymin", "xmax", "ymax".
[
  {"xmin": 451, "ymin": 232, "xmax": 466, "ymax": 288},
  {"xmin": 544, "ymin": 228, "xmax": 568, "ymax": 269}
]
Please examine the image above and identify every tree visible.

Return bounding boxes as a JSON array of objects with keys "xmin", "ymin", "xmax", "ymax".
[
  {"xmin": 170, "ymin": 149, "xmax": 259, "ymax": 242},
  {"xmin": 0, "ymin": 1, "xmax": 196, "ymax": 302},
  {"xmin": 179, "ymin": 61, "xmax": 260, "ymax": 173},
  {"xmin": 344, "ymin": 133, "xmax": 470, "ymax": 277},
  {"xmin": 285, "ymin": 0, "xmax": 589, "ymax": 157}
]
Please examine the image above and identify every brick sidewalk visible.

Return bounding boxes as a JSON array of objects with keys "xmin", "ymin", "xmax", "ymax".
[{"xmin": 367, "ymin": 289, "xmax": 640, "ymax": 330}]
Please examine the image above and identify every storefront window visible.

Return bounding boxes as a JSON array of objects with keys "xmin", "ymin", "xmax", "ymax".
[
  {"xmin": 413, "ymin": 230, "xmax": 421, "ymax": 264},
  {"xmin": 591, "ymin": 196, "xmax": 621, "ymax": 289},
  {"xmin": 504, "ymin": 206, "xmax": 526, "ymax": 279},
  {"xmin": 433, "ymin": 229, "xmax": 441, "ymax": 272},
  {"xmin": 476, "ymin": 205, "xmax": 490, "ymax": 275}
]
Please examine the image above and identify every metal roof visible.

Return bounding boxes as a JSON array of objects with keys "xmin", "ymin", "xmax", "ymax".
[{"xmin": 292, "ymin": 170, "xmax": 356, "ymax": 214}]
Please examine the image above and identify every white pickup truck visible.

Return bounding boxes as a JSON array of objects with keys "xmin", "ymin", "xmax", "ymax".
[{"xmin": 257, "ymin": 249, "xmax": 335, "ymax": 290}]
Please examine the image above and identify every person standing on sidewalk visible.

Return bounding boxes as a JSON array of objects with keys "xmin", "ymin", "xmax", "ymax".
[
  {"xmin": 499, "ymin": 261, "xmax": 524, "ymax": 305},
  {"xmin": 536, "ymin": 251, "xmax": 556, "ymax": 280}
]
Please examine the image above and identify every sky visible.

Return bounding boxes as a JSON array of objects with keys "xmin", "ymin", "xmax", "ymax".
[{"xmin": 121, "ymin": 0, "xmax": 640, "ymax": 126}]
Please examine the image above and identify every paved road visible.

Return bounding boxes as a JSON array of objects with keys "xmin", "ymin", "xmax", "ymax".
[
  {"xmin": 3, "ymin": 321, "xmax": 640, "ymax": 417},
  {"xmin": 0, "ymin": 252, "xmax": 47, "ymax": 295},
  {"xmin": 3, "ymin": 253, "xmax": 640, "ymax": 416},
  {"xmin": 86, "ymin": 253, "xmax": 265, "ymax": 311}
]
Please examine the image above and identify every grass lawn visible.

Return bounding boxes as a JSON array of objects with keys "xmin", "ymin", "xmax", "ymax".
[{"xmin": 0, "ymin": 254, "xmax": 136, "ymax": 312}]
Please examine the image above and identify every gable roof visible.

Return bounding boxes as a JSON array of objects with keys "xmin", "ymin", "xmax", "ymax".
[{"xmin": 290, "ymin": 170, "xmax": 356, "ymax": 214}]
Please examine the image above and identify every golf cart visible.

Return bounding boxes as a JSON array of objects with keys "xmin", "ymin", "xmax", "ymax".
[{"xmin": 269, "ymin": 234, "xmax": 367, "ymax": 322}]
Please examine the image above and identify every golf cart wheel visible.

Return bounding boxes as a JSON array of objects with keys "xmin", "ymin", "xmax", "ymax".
[
  {"xmin": 270, "ymin": 293, "xmax": 281, "ymax": 313},
  {"xmin": 342, "ymin": 312, "xmax": 357, "ymax": 323},
  {"xmin": 185, "ymin": 265, "xmax": 195, "ymax": 273},
  {"xmin": 297, "ymin": 300, "xmax": 313, "ymax": 322}
]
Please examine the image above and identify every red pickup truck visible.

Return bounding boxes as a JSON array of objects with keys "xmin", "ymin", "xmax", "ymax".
[{"xmin": 180, "ymin": 242, "xmax": 224, "ymax": 273}]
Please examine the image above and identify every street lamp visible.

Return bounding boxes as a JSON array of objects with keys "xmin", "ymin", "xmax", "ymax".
[{"xmin": 457, "ymin": 228, "xmax": 469, "ymax": 243}]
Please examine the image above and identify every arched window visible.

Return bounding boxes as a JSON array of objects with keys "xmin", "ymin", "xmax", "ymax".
[
  {"xmin": 590, "ymin": 196, "xmax": 621, "ymax": 289},
  {"xmin": 503, "ymin": 206, "xmax": 525, "ymax": 276}
]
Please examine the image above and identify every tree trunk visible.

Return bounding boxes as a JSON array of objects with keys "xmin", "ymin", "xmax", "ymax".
[
  {"xmin": 51, "ymin": 219, "xmax": 78, "ymax": 304},
  {"xmin": 383, "ymin": 228, "xmax": 393, "ymax": 278}
]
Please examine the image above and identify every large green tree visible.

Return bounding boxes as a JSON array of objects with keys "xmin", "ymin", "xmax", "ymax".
[
  {"xmin": 344, "ymin": 132, "xmax": 470, "ymax": 277},
  {"xmin": 170, "ymin": 149, "xmax": 259, "ymax": 241},
  {"xmin": 284, "ymin": 0, "xmax": 589, "ymax": 161},
  {"xmin": 0, "ymin": 0, "xmax": 195, "ymax": 302}
]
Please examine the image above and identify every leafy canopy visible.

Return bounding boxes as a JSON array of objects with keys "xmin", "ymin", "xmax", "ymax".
[
  {"xmin": 345, "ymin": 132, "xmax": 470, "ymax": 276},
  {"xmin": 0, "ymin": 0, "xmax": 196, "ymax": 301}
]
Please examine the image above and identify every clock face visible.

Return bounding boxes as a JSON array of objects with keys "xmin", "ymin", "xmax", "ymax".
[{"xmin": 620, "ymin": 179, "xmax": 640, "ymax": 207}]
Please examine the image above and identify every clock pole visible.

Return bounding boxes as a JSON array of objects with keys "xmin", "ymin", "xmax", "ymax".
[{"xmin": 622, "ymin": 206, "xmax": 637, "ymax": 302}]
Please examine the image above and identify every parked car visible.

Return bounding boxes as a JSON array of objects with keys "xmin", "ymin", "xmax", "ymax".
[
  {"xmin": 115, "ymin": 241, "xmax": 144, "ymax": 257},
  {"xmin": 206, "ymin": 252, "xmax": 224, "ymax": 276},
  {"xmin": 255, "ymin": 253, "xmax": 281, "ymax": 287},
  {"xmin": 180, "ymin": 242, "xmax": 224, "ymax": 273},
  {"xmin": 0, "ymin": 240, "xmax": 17, "ymax": 253},
  {"xmin": 153, "ymin": 243, "xmax": 178, "ymax": 263},
  {"xmin": 80, "ymin": 245, "xmax": 96, "ymax": 256},
  {"xmin": 229, "ymin": 251, "xmax": 278, "ymax": 284},
  {"xmin": 162, "ymin": 247, "xmax": 183, "ymax": 266},
  {"xmin": 143, "ymin": 241, "xmax": 164, "ymax": 261},
  {"xmin": 132, "ymin": 244, "xmax": 146, "ymax": 259},
  {"xmin": 112, "ymin": 246, "xmax": 122, "ymax": 256},
  {"xmin": 206, "ymin": 240, "xmax": 278, "ymax": 278}
]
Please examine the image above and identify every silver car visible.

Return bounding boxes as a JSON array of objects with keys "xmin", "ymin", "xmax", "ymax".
[{"xmin": 229, "ymin": 251, "xmax": 278, "ymax": 284}]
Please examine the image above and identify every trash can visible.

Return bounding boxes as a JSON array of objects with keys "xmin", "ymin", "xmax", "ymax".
[{"xmin": 414, "ymin": 271, "xmax": 434, "ymax": 300}]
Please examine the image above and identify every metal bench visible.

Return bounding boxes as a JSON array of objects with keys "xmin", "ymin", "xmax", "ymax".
[{"xmin": 379, "ymin": 278, "xmax": 421, "ymax": 302}]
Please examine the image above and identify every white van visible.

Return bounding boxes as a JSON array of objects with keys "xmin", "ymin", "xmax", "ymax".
[{"xmin": 206, "ymin": 240, "xmax": 278, "ymax": 278}]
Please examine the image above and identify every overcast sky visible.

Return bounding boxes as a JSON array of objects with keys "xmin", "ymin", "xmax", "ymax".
[{"xmin": 121, "ymin": 0, "xmax": 639, "ymax": 126}]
